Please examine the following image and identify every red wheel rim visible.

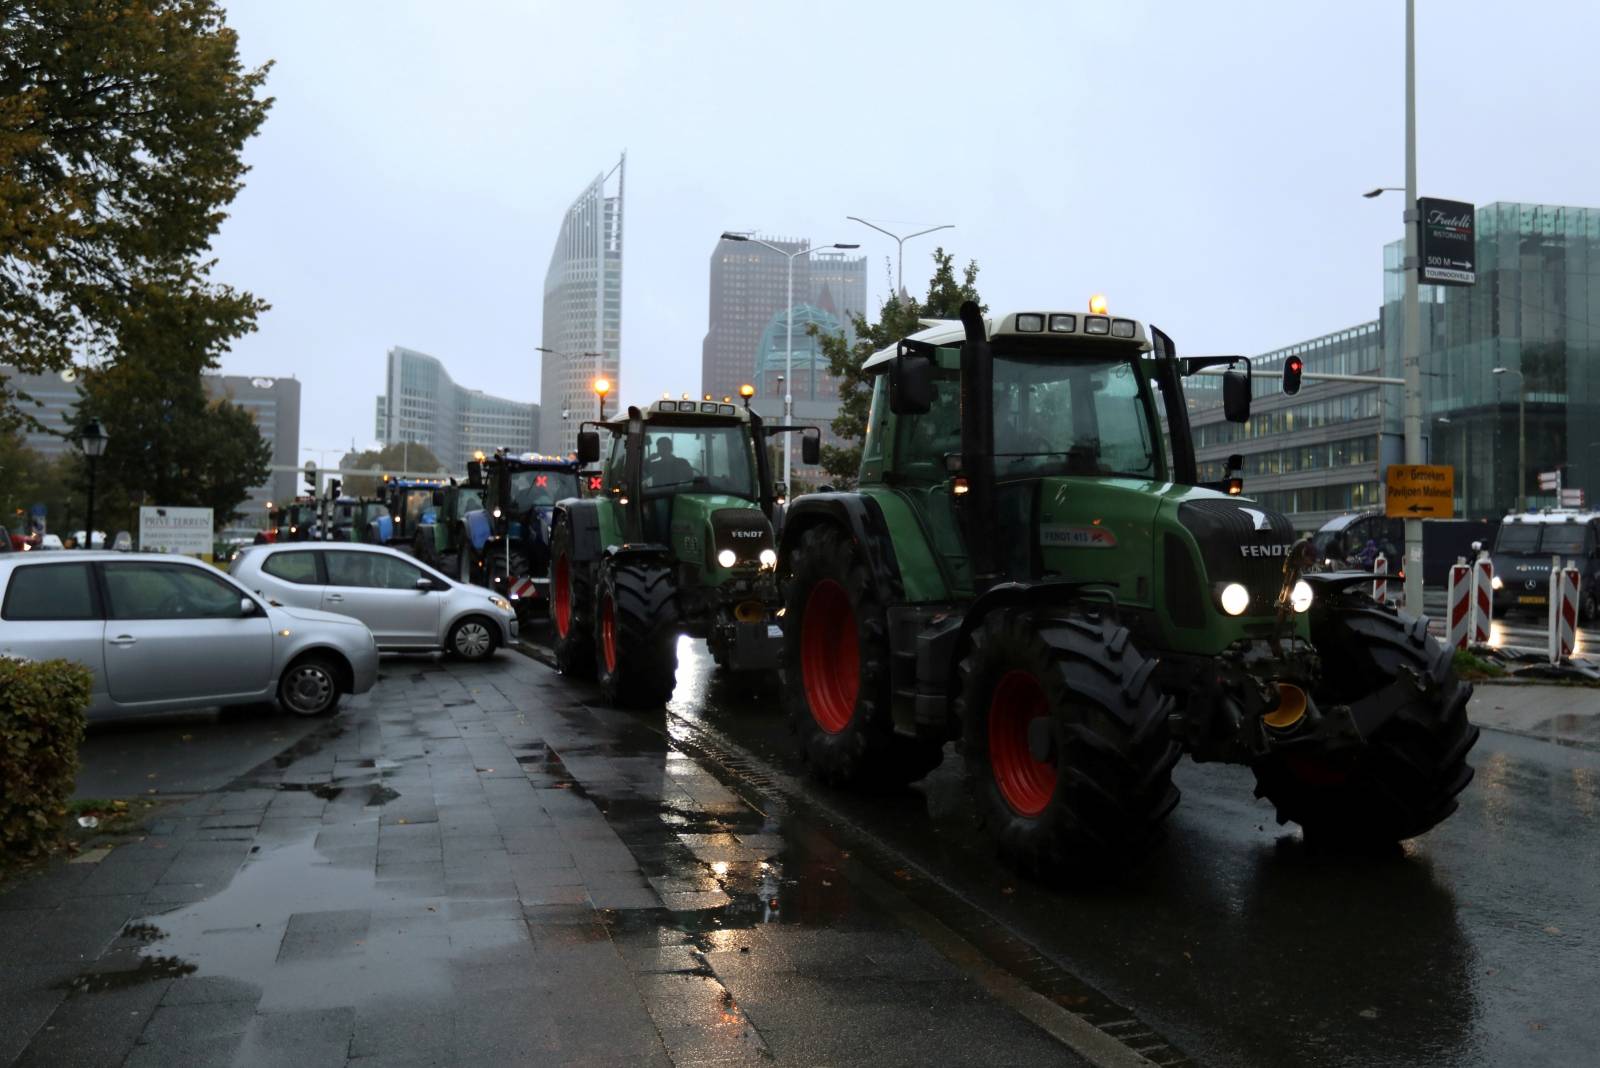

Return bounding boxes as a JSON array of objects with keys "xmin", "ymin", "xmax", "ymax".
[
  {"xmin": 801, "ymin": 580, "xmax": 858, "ymax": 734},
  {"xmin": 601, "ymin": 594, "xmax": 618, "ymax": 674},
  {"xmin": 553, "ymin": 554, "xmax": 572, "ymax": 637},
  {"xmin": 988, "ymin": 670, "xmax": 1057, "ymax": 818}
]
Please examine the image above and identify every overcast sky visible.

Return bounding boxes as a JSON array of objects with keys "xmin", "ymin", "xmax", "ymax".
[{"xmin": 210, "ymin": 0, "xmax": 1599, "ymax": 466}]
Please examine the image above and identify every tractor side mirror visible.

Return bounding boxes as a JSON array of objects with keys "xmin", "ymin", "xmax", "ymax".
[
  {"xmin": 576, "ymin": 430, "xmax": 601, "ymax": 464},
  {"xmin": 801, "ymin": 432, "xmax": 820, "ymax": 466},
  {"xmin": 889, "ymin": 353, "xmax": 934, "ymax": 415},
  {"xmin": 1223, "ymin": 368, "xmax": 1251, "ymax": 424},
  {"xmin": 466, "ymin": 461, "xmax": 482, "ymax": 488}
]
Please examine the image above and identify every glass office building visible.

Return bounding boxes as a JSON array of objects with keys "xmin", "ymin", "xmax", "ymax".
[
  {"xmin": 1191, "ymin": 201, "xmax": 1600, "ymax": 530},
  {"xmin": 376, "ymin": 346, "xmax": 539, "ymax": 470}
]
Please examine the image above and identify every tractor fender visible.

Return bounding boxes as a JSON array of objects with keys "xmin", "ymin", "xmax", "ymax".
[
  {"xmin": 553, "ymin": 499, "xmax": 605, "ymax": 564},
  {"xmin": 944, "ymin": 580, "xmax": 1121, "ymax": 697},
  {"xmin": 371, "ymin": 514, "xmax": 393, "ymax": 544},
  {"xmin": 463, "ymin": 510, "xmax": 492, "ymax": 553},
  {"xmin": 778, "ymin": 493, "xmax": 905, "ymax": 604}
]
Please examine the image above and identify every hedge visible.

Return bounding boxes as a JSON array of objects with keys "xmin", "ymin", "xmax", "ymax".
[{"xmin": 0, "ymin": 657, "xmax": 91, "ymax": 857}]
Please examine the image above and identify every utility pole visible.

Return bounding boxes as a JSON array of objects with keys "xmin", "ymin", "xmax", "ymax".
[{"xmin": 1400, "ymin": 0, "xmax": 1424, "ymax": 612}]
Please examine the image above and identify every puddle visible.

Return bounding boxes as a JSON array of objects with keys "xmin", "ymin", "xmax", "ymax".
[
  {"xmin": 55, "ymin": 955, "xmax": 196, "ymax": 993},
  {"xmin": 273, "ymin": 782, "xmax": 344, "ymax": 801}
]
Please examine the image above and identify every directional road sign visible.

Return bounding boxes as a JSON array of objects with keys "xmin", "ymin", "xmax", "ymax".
[
  {"xmin": 1539, "ymin": 471, "xmax": 1561, "ymax": 491},
  {"xmin": 1385, "ymin": 464, "xmax": 1455, "ymax": 519}
]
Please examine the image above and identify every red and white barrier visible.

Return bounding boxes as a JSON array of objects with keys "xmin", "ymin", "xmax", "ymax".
[
  {"xmin": 1446, "ymin": 557, "xmax": 1472, "ymax": 650},
  {"xmin": 1548, "ymin": 556, "xmax": 1581, "ymax": 664},
  {"xmin": 1470, "ymin": 552, "xmax": 1494, "ymax": 646},
  {"xmin": 1372, "ymin": 553, "xmax": 1389, "ymax": 604}
]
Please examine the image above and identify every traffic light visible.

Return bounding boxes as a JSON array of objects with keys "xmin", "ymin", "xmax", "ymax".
[
  {"xmin": 1282, "ymin": 355, "xmax": 1304, "ymax": 396},
  {"xmin": 303, "ymin": 461, "xmax": 317, "ymax": 490}
]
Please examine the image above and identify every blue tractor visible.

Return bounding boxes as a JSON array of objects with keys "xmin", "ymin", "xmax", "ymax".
[
  {"xmin": 462, "ymin": 451, "xmax": 581, "ymax": 622},
  {"xmin": 367, "ymin": 475, "xmax": 451, "ymax": 546}
]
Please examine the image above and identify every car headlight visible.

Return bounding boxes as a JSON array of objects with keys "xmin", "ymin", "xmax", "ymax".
[
  {"xmin": 489, "ymin": 595, "xmax": 512, "ymax": 612},
  {"xmin": 717, "ymin": 549, "xmax": 737, "ymax": 568},
  {"xmin": 1290, "ymin": 580, "xmax": 1313, "ymax": 613},
  {"xmin": 759, "ymin": 548, "xmax": 777, "ymax": 569},
  {"xmin": 1491, "ymin": 575, "xmax": 1503, "ymax": 591},
  {"xmin": 1220, "ymin": 583, "xmax": 1250, "ymax": 616}
]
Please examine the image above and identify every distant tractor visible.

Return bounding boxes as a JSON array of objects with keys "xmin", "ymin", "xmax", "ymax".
[
  {"xmin": 461, "ymin": 452, "xmax": 581, "ymax": 621},
  {"xmin": 775, "ymin": 300, "xmax": 1478, "ymax": 878},
  {"xmin": 548, "ymin": 395, "xmax": 819, "ymax": 705},
  {"xmin": 255, "ymin": 497, "xmax": 320, "ymax": 544},
  {"xmin": 368, "ymin": 476, "xmax": 451, "ymax": 546},
  {"xmin": 324, "ymin": 497, "xmax": 387, "ymax": 542},
  {"xmin": 412, "ymin": 482, "xmax": 484, "ymax": 573}
]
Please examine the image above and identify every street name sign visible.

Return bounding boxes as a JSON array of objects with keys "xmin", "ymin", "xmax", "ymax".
[
  {"xmin": 1539, "ymin": 471, "xmax": 1561, "ymax": 491},
  {"xmin": 1417, "ymin": 197, "xmax": 1476, "ymax": 286},
  {"xmin": 139, "ymin": 506, "xmax": 214, "ymax": 560},
  {"xmin": 1385, "ymin": 464, "xmax": 1455, "ymax": 519}
]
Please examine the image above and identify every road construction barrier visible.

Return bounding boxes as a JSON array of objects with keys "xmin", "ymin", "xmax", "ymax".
[
  {"xmin": 1471, "ymin": 552, "xmax": 1494, "ymax": 646},
  {"xmin": 1372, "ymin": 553, "xmax": 1389, "ymax": 604},
  {"xmin": 1547, "ymin": 556, "xmax": 1581, "ymax": 664},
  {"xmin": 1446, "ymin": 556, "xmax": 1472, "ymax": 650}
]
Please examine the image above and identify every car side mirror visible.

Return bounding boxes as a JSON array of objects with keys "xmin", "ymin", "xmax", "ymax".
[
  {"xmin": 415, "ymin": 577, "xmax": 439, "ymax": 592},
  {"xmin": 1223, "ymin": 368, "xmax": 1251, "ymax": 424},
  {"xmin": 889, "ymin": 352, "xmax": 934, "ymax": 415},
  {"xmin": 801, "ymin": 432, "xmax": 821, "ymax": 466},
  {"xmin": 1471, "ymin": 540, "xmax": 1483, "ymax": 553},
  {"xmin": 577, "ymin": 430, "xmax": 601, "ymax": 464},
  {"xmin": 240, "ymin": 597, "xmax": 258, "ymax": 616}
]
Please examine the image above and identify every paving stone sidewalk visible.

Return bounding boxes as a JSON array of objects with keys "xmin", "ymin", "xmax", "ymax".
[{"xmin": 0, "ymin": 652, "xmax": 1078, "ymax": 1067}]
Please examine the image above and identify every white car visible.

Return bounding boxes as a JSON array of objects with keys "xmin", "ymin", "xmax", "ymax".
[
  {"xmin": 0, "ymin": 552, "xmax": 378, "ymax": 720},
  {"xmin": 230, "ymin": 542, "xmax": 517, "ymax": 660}
]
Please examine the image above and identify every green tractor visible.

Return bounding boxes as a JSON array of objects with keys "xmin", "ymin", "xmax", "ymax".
[
  {"xmin": 777, "ymin": 301, "xmax": 1478, "ymax": 877},
  {"xmin": 412, "ymin": 482, "xmax": 483, "ymax": 573},
  {"xmin": 548, "ymin": 397, "xmax": 819, "ymax": 705}
]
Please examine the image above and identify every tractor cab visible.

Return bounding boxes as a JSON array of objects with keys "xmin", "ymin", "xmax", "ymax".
[
  {"xmin": 460, "ymin": 452, "xmax": 581, "ymax": 614},
  {"xmin": 369, "ymin": 476, "xmax": 450, "ymax": 545}
]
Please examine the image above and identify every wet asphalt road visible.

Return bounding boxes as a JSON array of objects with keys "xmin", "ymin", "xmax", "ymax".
[{"xmin": 648, "ymin": 633, "xmax": 1599, "ymax": 1068}]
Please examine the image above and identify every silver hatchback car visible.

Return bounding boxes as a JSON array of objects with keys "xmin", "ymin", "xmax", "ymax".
[
  {"xmin": 0, "ymin": 552, "xmax": 378, "ymax": 721},
  {"xmin": 230, "ymin": 543, "xmax": 517, "ymax": 660}
]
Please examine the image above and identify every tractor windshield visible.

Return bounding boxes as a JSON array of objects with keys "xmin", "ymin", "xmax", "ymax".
[
  {"xmin": 992, "ymin": 353, "xmax": 1159, "ymax": 479},
  {"xmin": 508, "ymin": 470, "xmax": 576, "ymax": 511},
  {"xmin": 642, "ymin": 423, "xmax": 756, "ymax": 499}
]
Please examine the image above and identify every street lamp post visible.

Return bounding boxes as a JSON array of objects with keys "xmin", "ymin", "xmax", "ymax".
[
  {"xmin": 594, "ymin": 377, "xmax": 611, "ymax": 421},
  {"xmin": 719, "ymin": 233, "xmax": 860, "ymax": 486},
  {"xmin": 536, "ymin": 347, "xmax": 606, "ymax": 449},
  {"xmin": 1361, "ymin": 0, "xmax": 1425, "ymax": 612},
  {"xmin": 79, "ymin": 420, "xmax": 107, "ymax": 550},
  {"xmin": 1492, "ymin": 366, "xmax": 1526, "ymax": 511},
  {"xmin": 845, "ymin": 217, "xmax": 954, "ymax": 297}
]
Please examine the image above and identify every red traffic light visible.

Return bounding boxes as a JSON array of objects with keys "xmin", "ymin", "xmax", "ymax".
[{"xmin": 1283, "ymin": 356, "xmax": 1304, "ymax": 396}]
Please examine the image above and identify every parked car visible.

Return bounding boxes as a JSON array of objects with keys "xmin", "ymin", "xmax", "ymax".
[
  {"xmin": 230, "ymin": 542, "xmax": 516, "ymax": 661},
  {"xmin": 0, "ymin": 526, "xmax": 11, "ymax": 553},
  {"xmin": 0, "ymin": 552, "xmax": 378, "ymax": 721}
]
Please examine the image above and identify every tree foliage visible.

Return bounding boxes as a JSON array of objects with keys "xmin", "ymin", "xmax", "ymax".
[
  {"xmin": 0, "ymin": 0, "xmax": 272, "ymax": 424},
  {"xmin": 0, "ymin": 431, "xmax": 77, "ymax": 534},
  {"xmin": 808, "ymin": 249, "xmax": 983, "ymax": 485},
  {"xmin": 337, "ymin": 442, "xmax": 448, "ymax": 497}
]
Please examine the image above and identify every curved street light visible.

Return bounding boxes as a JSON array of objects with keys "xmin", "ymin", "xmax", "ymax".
[{"xmin": 845, "ymin": 217, "xmax": 955, "ymax": 297}]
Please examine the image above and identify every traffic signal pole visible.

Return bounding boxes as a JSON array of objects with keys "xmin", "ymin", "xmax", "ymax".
[{"xmin": 1400, "ymin": 0, "xmax": 1425, "ymax": 614}]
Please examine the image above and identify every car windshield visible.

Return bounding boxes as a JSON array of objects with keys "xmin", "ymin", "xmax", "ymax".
[
  {"xmin": 1494, "ymin": 524, "xmax": 1543, "ymax": 553},
  {"xmin": 1539, "ymin": 524, "xmax": 1589, "ymax": 555},
  {"xmin": 991, "ymin": 353, "xmax": 1158, "ymax": 479},
  {"xmin": 642, "ymin": 423, "xmax": 756, "ymax": 498},
  {"xmin": 509, "ymin": 470, "xmax": 577, "ymax": 511}
]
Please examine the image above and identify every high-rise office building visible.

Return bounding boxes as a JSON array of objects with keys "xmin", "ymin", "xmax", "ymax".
[
  {"xmin": 376, "ymin": 346, "xmax": 539, "ymax": 469},
  {"xmin": 540, "ymin": 155, "xmax": 624, "ymax": 456},
  {"xmin": 700, "ymin": 238, "xmax": 868, "ymax": 399}
]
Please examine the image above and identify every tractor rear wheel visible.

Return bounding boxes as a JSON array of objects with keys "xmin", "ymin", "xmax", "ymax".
[
  {"xmin": 594, "ymin": 557, "xmax": 679, "ymax": 707},
  {"xmin": 549, "ymin": 517, "xmax": 595, "ymax": 679},
  {"xmin": 782, "ymin": 525, "xmax": 944, "ymax": 788},
  {"xmin": 957, "ymin": 610, "xmax": 1180, "ymax": 880},
  {"xmin": 1252, "ymin": 601, "xmax": 1478, "ymax": 847}
]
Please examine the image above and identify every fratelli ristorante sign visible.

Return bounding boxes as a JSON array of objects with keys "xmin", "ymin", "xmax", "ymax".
[{"xmin": 1417, "ymin": 197, "xmax": 1476, "ymax": 286}]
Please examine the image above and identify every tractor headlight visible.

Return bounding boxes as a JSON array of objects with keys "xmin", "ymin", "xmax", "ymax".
[
  {"xmin": 492, "ymin": 508, "xmax": 502, "ymax": 519},
  {"xmin": 717, "ymin": 549, "xmax": 737, "ymax": 568},
  {"xmin": 489, "ymin": 595, "xmax": 512, "ymax": 612},
  {"xmin": 1290, "ymin": 580, "xmax": 1313, "ymax": 613},
  {"xmin": 1220, "ymin": 583, "xmax": 1250, "ymax": 616},
  {"xmin": 759, "ymin": 548, "xmax": 777, "ymax": 569},
  {"xmin": 1491, "ymin": 575, "xmax": 1503, "ymax": 590}
]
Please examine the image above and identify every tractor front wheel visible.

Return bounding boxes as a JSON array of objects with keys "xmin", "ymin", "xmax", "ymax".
[
  {"xmin": 1252, "ymin": 601, "xmax": 1478, "ymax": 847},
  {"xmin": 549, "ymin": 518, "xmax": 595, "ymax": 679},
  {"xmin": 594, "ymin": 558, "xmax": 679, "ymax": 707},
  {"xmin": 957, "ymin": 610, "xmax": 1180, "ymax": 880},
  {"xmin": 781, "ymin": 525, "xmax": 943, "ymax": 788}
]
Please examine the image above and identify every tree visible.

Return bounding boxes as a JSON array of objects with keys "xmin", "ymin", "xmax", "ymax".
[
  {"xmin": 0, "ymin": 0, "xmax": 272, "ymax": 426},
  {"xmin": 338, "ymin": 443, "xmax": 448, "ymax": 497},
  {"xmin": 809, "ymin": 248, "xmax": 983, "ymax": 486},
  {"xmin": 0, "ymin": 431, "xmax": 77, "ymax": 534}
]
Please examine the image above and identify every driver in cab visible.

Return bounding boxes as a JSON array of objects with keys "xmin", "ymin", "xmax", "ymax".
[{"xmin": 645, "ymin": 436, "xmax": 696, "ymax": 487}]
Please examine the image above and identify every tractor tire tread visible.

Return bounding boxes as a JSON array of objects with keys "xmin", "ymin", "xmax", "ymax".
[{"xmin": 596, "ymin": 558, "xmax": 679, "ymax": 707}]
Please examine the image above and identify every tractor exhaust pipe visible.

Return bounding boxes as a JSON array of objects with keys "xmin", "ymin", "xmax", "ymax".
[{"xmin": 957, "ymin": 300, "xmax": 1001, "ymax": 591}]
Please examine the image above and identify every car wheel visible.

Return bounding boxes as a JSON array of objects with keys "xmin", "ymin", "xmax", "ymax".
[
  {"xmin": 278, "ymin": 655, "xmax": 341, "ymax": 717},
  {"xmin": 448, "ymin": 615, "xmax": 497, "ymax": 662}
]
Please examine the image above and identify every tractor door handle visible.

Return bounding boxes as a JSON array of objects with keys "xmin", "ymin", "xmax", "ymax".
[{"xmin": 109, "ymin": 635, "xmax": 137, "ymax": 646}]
